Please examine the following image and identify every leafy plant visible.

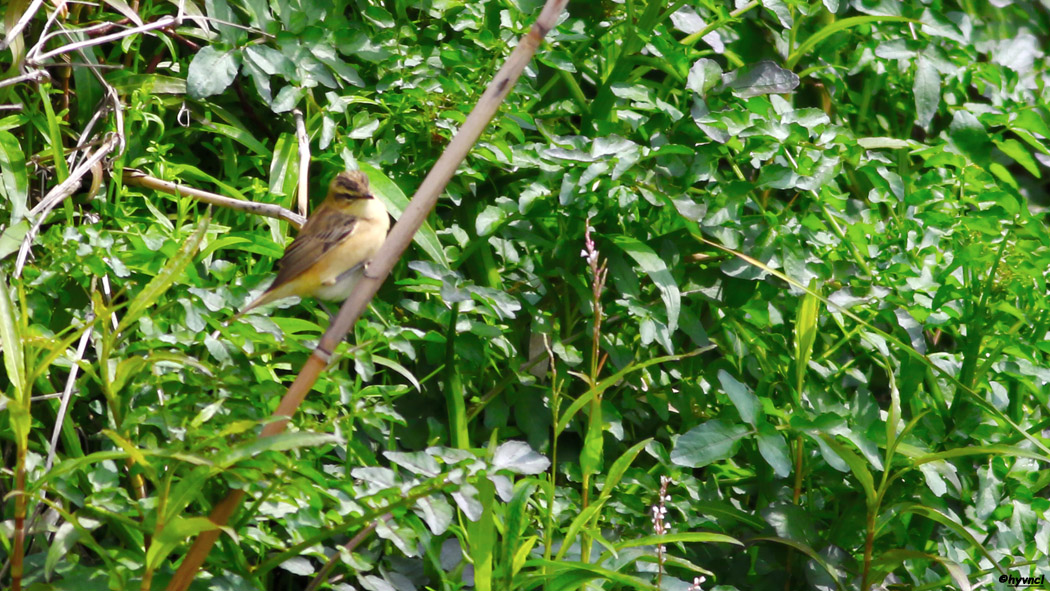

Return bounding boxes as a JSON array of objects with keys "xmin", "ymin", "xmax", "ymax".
[{"xmin": 2, "ymin": 0, "xmax": 1049, "ymax": 590}]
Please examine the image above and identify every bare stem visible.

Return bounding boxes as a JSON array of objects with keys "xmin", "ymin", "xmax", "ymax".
[{"xmin": 122, "ymin": 170, "xmax": 306, "ymax": 227}]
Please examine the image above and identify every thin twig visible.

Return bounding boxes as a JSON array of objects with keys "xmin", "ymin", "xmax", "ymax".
[
  {"xmin": 45, "ymin": 323, "xmax": 93, "ymax": 471},
  {"xmin": 163, "ymin": 1, "xmax": 568, "ymax": 589},
  {"xmin": 28, "ymin": 16, "xmax": 178, "ymax": 64},
  {"xmin": 263, "ymin": 0, "xmax": 567, "ymax": 434},
  {"xmin": 18, "ymin": 321, "xmax": 96, "ymax": 548},
  {"xmin": 122, "ymin": 171, "xmax": 306, "ymax": 227},
  {"xmin": 0, "ymin": 70, "xmax": 50, "ymax": 90},
  {"xmin": 0, "ymin": 0, "xmax": 47, "ymax": 51},
  {"xmin": 294, "ymin": 109, "xmax": 310, "ymax": 217},
  {"xmin": 303, "ymin": 515, "xmax": 389, "ymax": 591}
]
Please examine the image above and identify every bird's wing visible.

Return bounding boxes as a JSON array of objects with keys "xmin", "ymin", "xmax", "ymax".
[{"xmin": 269, "ymin": 205, "xmax": 359, "ymax": 289}]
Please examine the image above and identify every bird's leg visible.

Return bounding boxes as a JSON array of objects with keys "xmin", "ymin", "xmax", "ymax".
[
  {"xmin": 318, "ymin": 301, "xmax": 335, "ymax": 318},
  {"xmin": 362, "ymin": 261, "xmax": 379, "ymax": 280}
]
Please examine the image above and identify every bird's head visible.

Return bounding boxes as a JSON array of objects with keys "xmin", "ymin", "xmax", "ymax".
[{"xmin": 328, "ymin": 171, "xmax": 373, "ymax": 201}]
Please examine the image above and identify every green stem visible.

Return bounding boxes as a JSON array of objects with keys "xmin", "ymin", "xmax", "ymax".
[{"xmin": 445, "ymin": 303, "xmax": 468, "ymax": 448}]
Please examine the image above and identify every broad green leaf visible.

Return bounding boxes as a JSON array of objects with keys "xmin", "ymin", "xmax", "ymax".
[
  {"xmin": 524, "ymin": 559, "xmax": 659, "ymax": 591},
  {"xmin": 870, "ymin": 550, "xmax": 971, "ymax": 591},
  {"xmin": 202, "ymin": 122, "xmax": 270, "ymax": 156},
  {"xmin": 756, "ymin": 423, "xmax": 792, "ymax": 477},
  {"xmin": 611, "ymin": 235, "xmax": 680, "ymax": 332},
  {"xmin": 146, "ymin": 516, "xmax": 223, "ymax": 570},
  {"xmin": 204, "ymin": 0, "xmax": 243, "ymax": 45},
  {"xmin": 553, "ymin": 502, "xmax": 604, "ymax": 562},
  {"xmin": 892, "ymin": 503, "xmax": 1005, "ymax": 577},
  {"xmin": 0, "ymin": 220, "xmax": 28, "ymax": 261},
  {"xmin": 475, "ymin": 205, "xmax": 505, "ymax": 237},
  {"xmin": 818, "ymin": 434, "xmax": 876, "ymax": 508},
  {"xmin": 994, "ymin": 138, "xmax": 1041, "ymax": 178},
  {"xmin": 214, "ymin": 431, "xmax": 340, "ymax": 467},
  {"xmin": 857, "ymin": 137, "xmax": 914, "ymax": 150},
  {"xmin": 724, "ymin": 60, "xmax": 799, "ymax": 98},
  {"xmin": 491, "ymin": 441, "xmax": 550, "ymax": 475},
  {"xmin": 914, "ymin": 54, "xmax": 940, "ymax": 130},
  {"xmin": 187, "ymin": 46, "xmax": 241, "ymax": 99},
  {"xmin": 614, "ymin": 531, "xmax": 743, "ymax": 551},
  {"xmin": 109, "ymin": 73, "xmax": 187, "ymax": 95},
  {"xmin": 671, "ymin": 419, "xmax": 750, "ymax": 468},
  {"xmin": 718, "ymin": 369, "xmax": 758, "ymax": 426},
  {"xmin": 687, "ymin": 58, "xmax": 723, "ymax": 96},
  {"xmin": 749, "ymin": 536, "xmax": 844, "ymax": 587}
]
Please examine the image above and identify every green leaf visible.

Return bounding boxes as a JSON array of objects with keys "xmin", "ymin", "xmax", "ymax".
[
  {"xmin": 214, "ymin": 431, "xmax": 340, "ymax": 467},
  {"xmin": 475, "ymin": 205, "xmax": 506, "ymax": 237},
  {"xmin": 268, "ymin": 132, "xmax": 298, "ymax": 200},
  {"xmin": 756, "ymin": 423, "xmax": 792, "ymax": 477},
  {"xmin": 116, "ymin": 213, "xmax": 210, "ymax": 336},
  {"xmin": 579, "ymin": 403, "xmax": 603, "ymax": 476},
  {"xmin": 892, "ymin": 503, "xmax": 1005, "ymax": 577},
  {"xmin": 596, "ymin": 438, "xmax": 652, "ymax": 501},
  {"xmin": 687, "ymin": 58, "xmax": 723, "ymax": 96},
  {"xmin": 610, "ymin": 235, "xmax": 680, "ymax": 333},
  {"xmin": 613, "ymin": 531, "xmax": 743, "ymax": 551},
  {"xmin": 913, "ymin": 54, "xmax": 940, "ymax": 130},
  {"xmin": 869, "ymin": 549, "xmax": 973, "ymax": 591},
  {"xmin": 492, "ymin": 441, "xmax": 550, "ymax": 475},
  {"xmin": 793, "ymin": 279, "xmax": 820, "ymax": 394},
  {"xmin": 724, "ymin": 60, "xmax": 799, "ymax": 98},
  {"xmin": 857, "ymin": 137, "xmax": 915, "ymax": 150},
  {"xmin": 0, "ymin": 131, "xmax": 28, "ymax": 222},
  {"xmin": 818, "ymin": 434, "xmax": 876, "ymax": 508},
  {"xmin": 718, "ymin": 369, "xmax": 758, "ymax": 426},
  {"xmin": 0, "ymin": 220, "xmax": 28, "ymax": 262},
  {"xmin": 948, "ymin": 110, "xmax": 993, "ymax": 167},
  {"xmin": 202, "ymin": 122, "xmax": 271, "ymax": 156},
  {"xmin": 0, "ymin": 271, "xmax": 25, "ymax": 399},
  {"xmin": 671, "ymin": 420, "xmax": 750, "ymax": 468},
  {"xmin": 186, "ymin": 46, "xmax": 241, "ymax": 99},
  {"xmin": 553, "ymin": 502, "xmax": 605, "ymax": 562},
  {"xmin": 994, "ymin": 138, "xmax": 1041, "ymax": 178},
  {"xmin": 205, "ymin": 0, "xmax": 243, "ymax": 45},
  {"xmin": 524, "ymin": 559, "xmax": 660, "ymax": 591},
  {"xmin": 749, "ymin": 536, "xmax": 844, "ymax": 587}
]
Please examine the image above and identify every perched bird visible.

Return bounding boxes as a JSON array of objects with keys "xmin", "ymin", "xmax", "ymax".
[{"xmin": 228, "ymin": 170, "xmax": 390, "ymax": 323}]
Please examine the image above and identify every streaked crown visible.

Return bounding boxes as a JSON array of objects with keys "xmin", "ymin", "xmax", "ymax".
[{"xmin": 329, "ymin": 171, "xmax": 372, "ymax": 200}]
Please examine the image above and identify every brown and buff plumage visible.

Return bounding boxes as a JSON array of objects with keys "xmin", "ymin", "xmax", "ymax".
[{"xmin": 228, "ymin": 171, "xmax": 390, "ymax": 323}]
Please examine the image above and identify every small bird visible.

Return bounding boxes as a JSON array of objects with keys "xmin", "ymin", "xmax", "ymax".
[{"xmin": 228, "ymin": 170, "xmax": 390, "ymax": 323}]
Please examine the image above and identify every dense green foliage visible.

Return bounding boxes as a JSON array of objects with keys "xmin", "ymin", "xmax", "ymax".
[{"xmin": 2, "ymin": 0, "xmax": 1050, "ymax": 589}]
